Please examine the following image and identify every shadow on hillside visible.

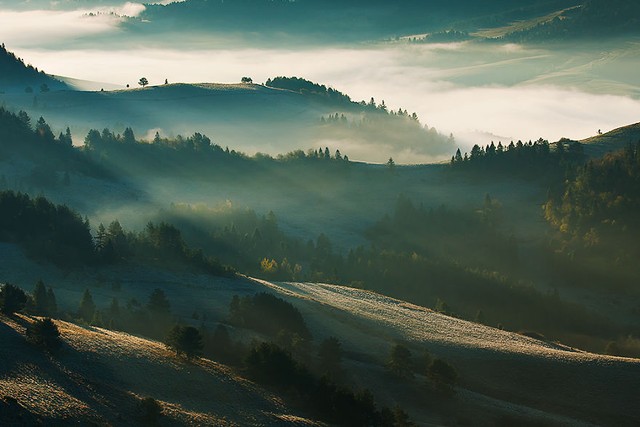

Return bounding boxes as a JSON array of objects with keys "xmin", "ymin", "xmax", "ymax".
[{"xmin": 0, "ymin": 316, "xmax": 26, "ymax": 375}]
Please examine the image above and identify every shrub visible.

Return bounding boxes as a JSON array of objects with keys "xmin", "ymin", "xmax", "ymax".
[
  {"xmin": 26, "ymin": 318, "xmax": 61, "ymax": 352},
  {"xmin": 165, "ymin": 325, "xmax": 203, "ymax": 360},
  {"xmin": 428, "ymin": 358, "xmax": 458, "ymax": 393},
  {"xmin": 137, "ymin": 397, "xmax": 162, "ymax": 425},
  {"xmin": 387, "ymin": 344, "xmax": 413, "ymax": 379}
]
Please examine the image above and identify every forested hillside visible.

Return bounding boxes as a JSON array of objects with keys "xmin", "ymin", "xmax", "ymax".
[{"xmin": 0, "ymin": 44, "xmax": 66, "ymax": 93}]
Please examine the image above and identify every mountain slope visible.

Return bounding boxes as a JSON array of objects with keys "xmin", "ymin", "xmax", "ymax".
[
  {"xmin": 261, "ymin": 280, "xmax": 640, "ymax": 426},
  {"xmin": 0, "ymin": 44, "xmax": 67, "ymax": 93},
  {"xmin": 499, "ymin": 0, "xmax": 640, "ymax": 42},
  {"xmin": 0, "ymin": 314, "xmax": 320, "ymax": 426},
  {"xmin": 580, "ymin": 122, "xmax": 640, "ymax": 157},
  {"xmin": 0, "ymin": 81, "xmax": 454, "ymax": 163},
  {"xmin": 138, "ymin": 0, "xmax": 578, "ymax": 41},
  {"xmin": 1, "ymin": 237, "xmax": 639, "ymax": 426}
]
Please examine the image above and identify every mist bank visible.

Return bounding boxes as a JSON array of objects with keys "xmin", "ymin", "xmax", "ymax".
[
  {"xmin": 0, "ymin": 79, "xmax": 454, "ymax": 164},
  {"xmin": 6, "ymin": 38, "xmax": 640, "ymax": 153}
]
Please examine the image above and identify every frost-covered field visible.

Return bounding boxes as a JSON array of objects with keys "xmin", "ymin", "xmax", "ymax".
[
  {"xmin": 2, "ymin": 242, "xmax": 639, "ymax": 425},
  {"xmin": 258, "ymin": 280, "xmax": 640, "ymax": 426}
]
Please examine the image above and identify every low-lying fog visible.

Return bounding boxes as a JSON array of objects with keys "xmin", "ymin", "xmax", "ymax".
[{"xmin": 3, "ymin": 2, "xmax": 640, "ymax": 154}]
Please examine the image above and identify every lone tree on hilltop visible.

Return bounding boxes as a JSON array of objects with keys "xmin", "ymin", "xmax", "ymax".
[
  {"xmin": 165, "ymin": 325, "xmax": 203, "ymax": 360},
  {"xmin": 138, "ymin": 77, "xmax": 149, "ymax": 87},
  {"xmin": 241, "ymin": 76, "xmax": 253, "ymax": 84}
]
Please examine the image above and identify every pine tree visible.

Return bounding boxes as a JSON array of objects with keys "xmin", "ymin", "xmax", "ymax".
[
  {"xmin": 46, "ymin": 287, "xmax": 57, "ymax": 316},
  {"xmin": 32, "ymin": 280, "xmax": 48, "ymax": 315},
  {"xmin": 165, "ymin": 325, "xmax": 203, "ymax": 360},
  {"xmin": 147, "ymin": 288, "xmax": 171, "ymax": 317},
  {"xmin": 387, "ymin": 344, "xmax": 413, "ymax": 378},
  {"xmin": 79, "ymin": 289, "xmax": 96, "ymax": 322},
  {"xmin": 0, "ymin": 284, "xmax": 28, "ymax": 315}
]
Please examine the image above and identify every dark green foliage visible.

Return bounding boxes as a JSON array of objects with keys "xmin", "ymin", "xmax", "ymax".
[
  {"xmin": 0, "ymin": 191, "xmax": 95, "ymax": 267},
  {"xmin": 0, "ymin": 283, "xmax": 28, "ymax": 315},
  {"xmin": 95, "ymin": 219, "xmax": 234, "ymax": 277},
  {"xmin": 146, "ymin": 289, "xmax": 172, "ymax": 338},
  {"xmin": 0, "ymin": 108, "xmax": 108, "ymax": 181},
  {"xmin": 428, "ymin": 358, "xmax": 458, "ymax": 391},
  {"xmin": 450, "ymin": 138, "xmax": 583, "ymax": 179},
  {"xmin": 137, "ymin": 397, "xmax": 162, "ymax": 425},
  {"xmin": 245, "ymin": 342, "xmax": 306, "ymax": 387},
  {"xmin": 230, "ymin": 292, "xmax": 311, "ymax": 340},
  {"xmin": 245, "ymin": 341, "xmax": 401, "ymax": 426},
  {"xmin": 208, "ymin": 324, "xmax": 233, "ymax": 361},
  {"xmin": 0, "ymin": 44, "xmax": 65, "ymax": 90},
  {"xmin": 30, "ymin": 280, "xmax": 56, "ymax": 317},
  {"xmin": 387, "ymin": 344, "xmax": 413, "ymax": 379},
  {"xmin": 266, "ymin": 76, "xmax": 352, "ymax": 106},
  {"xmin": 32, "ymin": 280, "xmax": 48, "ymax": 315},
  {"xmin": 317, "ymin": 336, "xmax": 343, "ymax": 377},
  {"xmin": 26, "ymin": 318, "xmax": 61, "ymax": 353},
  {"xmin": 147, "ymin": 289, "xmax": 171, "ymax": 317},
  {"xmin": 501, "ymin": 0, "xmax": 640, "ymax": 42},
  {"xmin": 165, "ymin": 325, "xmax": 203, "ymax": 360},
  {"xmin": 544, "ymin": 142, "xmax": 640, "ymax": 291},
  {"xmin": 78, "ymin": 289, "xmax": 96, "ymax": 322},
  {"xmin": 46, "ymin": 287, "xmax": 57, "ymax": 316}
]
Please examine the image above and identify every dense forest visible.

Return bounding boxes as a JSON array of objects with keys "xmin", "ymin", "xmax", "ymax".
[
  {"xmin": 544, "ymin": 142, "xmax": 640, "ymax": 292},
  {"xmin": 1, "ymin": 104, "xmax": 638, "ymax": 355}
]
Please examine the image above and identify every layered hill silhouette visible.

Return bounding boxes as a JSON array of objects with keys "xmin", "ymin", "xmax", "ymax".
[
  {"xmin": 0, "ymin": 44, "xmax": 67, "ymax": 94},
  {"xmin": 0, "ymin": 77, "xmax": 454, "ymax": 163}
]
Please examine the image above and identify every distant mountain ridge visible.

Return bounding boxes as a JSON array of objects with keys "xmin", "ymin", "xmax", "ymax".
[
  {"xmin": 139, "ymin": 0, "xmax": 579, "ymax": 41},
  {"xmin": 499, "ymin": 0, "xmax": 640, "ymax": 42}
]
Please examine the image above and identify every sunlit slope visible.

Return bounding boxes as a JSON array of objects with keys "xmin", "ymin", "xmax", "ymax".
[
  {"xmin": 581, "ymin": 122, "xmax": 640, "ymax": 157},
  {"xmin": 0, "ymin": 314, "xmax": 320, "ymax": 426},
  {"xmin": 258, "ymin": 280, "xmax": 640, "ymax": 426}
]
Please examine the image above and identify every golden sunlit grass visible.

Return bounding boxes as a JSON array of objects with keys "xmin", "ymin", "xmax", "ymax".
[{"xmin": 0, "ymin": 314, "xmax": 318, "ymax": 426}]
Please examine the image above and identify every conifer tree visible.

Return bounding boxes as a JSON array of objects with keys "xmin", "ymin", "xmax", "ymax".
[
  {"xmin": 79, "ymin": 289, "xmax": 96, "ymax": 322},
  {"xmin": 32, "ymin": 280, "xmax": 48, "ymax": 315}
]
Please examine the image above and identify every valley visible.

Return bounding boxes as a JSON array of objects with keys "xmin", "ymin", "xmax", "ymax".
[{"xmin": 1, "ymin": 1, "xmax": 640, "ymax": 426}]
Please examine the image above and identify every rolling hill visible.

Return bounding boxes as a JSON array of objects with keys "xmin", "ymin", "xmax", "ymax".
[
  {"xmin": 580, "ymin": 121, "xmax": 640, "ymax": 157},
  {"xmin": 0, "ymin": 80, "xmax": 454, "ymax": 163},
  {"xmin": 1, "ymin": 264, "xmax": 638, "ymax": 426},
  {"xmin": 0, "ymin": 314, "xmax": 321, "ymax": 426}
]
